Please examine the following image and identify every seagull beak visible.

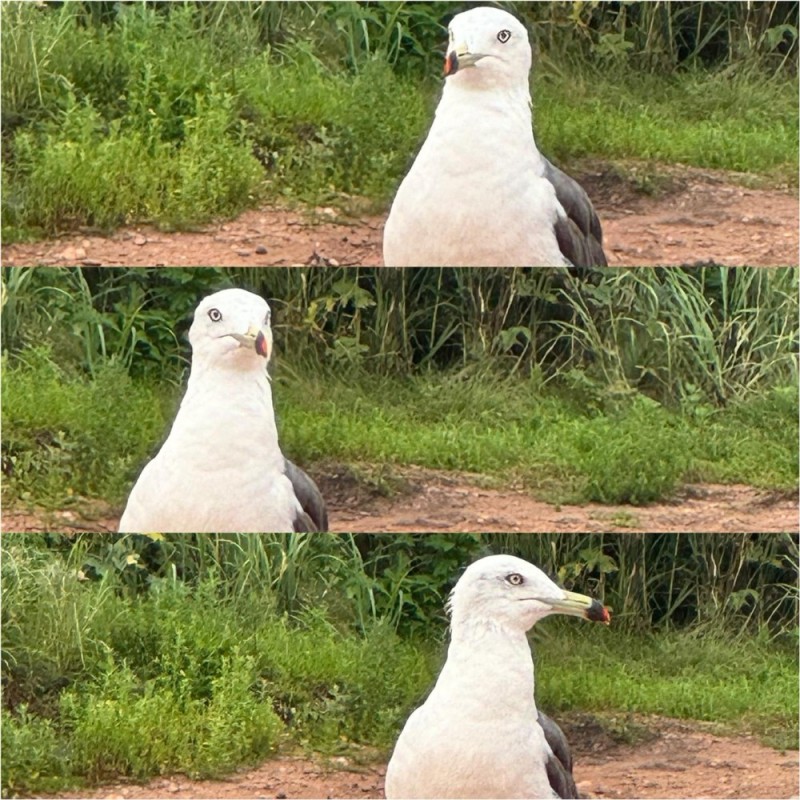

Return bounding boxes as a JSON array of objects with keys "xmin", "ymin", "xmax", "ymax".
[
  {"xmin": 444, "ymin": 44, "xmax": 486, "ymax": 76},
  {"xmin": 545, "ymin": 590, "xmax": 611, "ymax": 625},
  {"xmin": 229, "ymin": 324, "xmax": 271, "ymax": 359}
]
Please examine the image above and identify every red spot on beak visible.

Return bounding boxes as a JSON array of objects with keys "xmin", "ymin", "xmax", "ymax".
[
  {"xmin": 255, "ymin": 331, "xmax": 268, "ymax": 358},
  {"xmin": 587, "ymin": 600, "xmax": 611, "ymax": 625},
  {"xmin": 444, "ymin": 51, "xmax": 458, "ymax": 76}
]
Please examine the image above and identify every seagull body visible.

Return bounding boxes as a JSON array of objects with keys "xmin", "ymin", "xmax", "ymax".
[
  {"xmin": 384, "ymin": 554, "xmax": 610, "ymax": 799},
  {"xmin": 383, "ymin": 7, "xmax": 606, "ymax": 268},
  {"xmin": 119, "ymin": 288, "xmax": 325, "ymax": 533}
]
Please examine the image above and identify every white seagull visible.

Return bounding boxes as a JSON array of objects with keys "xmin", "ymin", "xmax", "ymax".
[
  {"xmin": 383, "ymin": 6, "xmax": 607, "ymax": 268},
  {"xmin": 384, "ymin": 554, "xmax": 610, "ymax": 799},
  {"xmin": 118, "ymin": 288, "xmax": 326, "ymax": 533}
]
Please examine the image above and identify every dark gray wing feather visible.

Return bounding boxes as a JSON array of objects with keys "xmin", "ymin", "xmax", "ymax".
[
  {"xmin": 538, "ymin": 710, "xmax": 578, "ymax": 799},
  {"xmin": 284, "ymin": 458, "xmax": 328, "ymax": 532},
  {"xmin": 543, "ymin": 158, "xmax": 608, "ymax": 268}
]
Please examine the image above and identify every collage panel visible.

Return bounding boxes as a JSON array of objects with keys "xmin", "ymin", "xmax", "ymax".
[
  {"xmin": 2, "ymin": 265, "xmax": 796, "ymax": 534},
  {"xmin": 1, "ymin": 532, "xmax": 798, "ymax": 799},
  {"xmin": 2, "ymin": 1, "xmax": 797, "ymax": 269}
]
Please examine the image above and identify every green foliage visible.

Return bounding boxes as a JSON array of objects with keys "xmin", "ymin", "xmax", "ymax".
[
  {"xmin": 277, "ymin": 374, "xmax": 798, "ymax": 501},
  {"xmin": 2, "ymin": 534, "xmax": 797, "ymax": 794},
  {"xmin": 3, "ymin": 266, "xmax": 794, "ymax": 509},
  {"xmin": 697, "ymin": 386, "xmax": 800, "ymax": 486},
  {"xmin": 554, "ymin": 396, "xmax": 692, "ymax": 503},
  {"xmin": 5, "ymin": 90, "xmax": 262, "ymax": 237},
  {"xmin": 535, "ymin": 67, "xmax": 798, "ymax": 177},
  {"xmin": 5, "ymin": 266, "xmax": 796, "ymax": 403},
  {"xmin": 1, "ymin": 267, "xmax": 235, "ymax": 378},
  {"xmin": 514, "ymin": 1, "xmax": 798, "ymax": 74},
  {"xmin": 1, "ymin": 348, "xmax": 171, "ymax": 505},
  {"xmin": 236, "ymin": 57, "xmax": 429, "ymax": 205},
  {"xmin": 488, "ymin": 533, "xmax": 799, "ymax": 636},
  {"xmin": 1, "ymin": 707, "xmax": 71, "ymax": 796},
  {"xmin": 2, "ymin": 2, "xmax": 797, "ymax": 240},
  {"xmin": 2, "ymin": 350, "xmax": 796, "ymax": 509},
  {"xmin": 59, "ymin": 652, "xmax": 283, "ymax": 783},
  {"xmin": 1, "ymin": 535, "xmax": 433, "ymax": 793},
  {"xmin": 339, "ymin": 534, "xmax": 484, "ymax": 634},
  {"xmin": 534, "ymin": 627, "xmax": 799, "ymax": 750}
]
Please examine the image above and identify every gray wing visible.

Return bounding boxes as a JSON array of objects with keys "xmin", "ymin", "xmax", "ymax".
[
  {"xmin": 284, "ymin": 458, "xmax": 328, "ymax": 532},
  {"xmin": 543, "ymin": 159, "xmax": 608, "ymax": 268},
  {"xmin": 538, "ymin": 710, "xmax": 579, "ymax": 799}
]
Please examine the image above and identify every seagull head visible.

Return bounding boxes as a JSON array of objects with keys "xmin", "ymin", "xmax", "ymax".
[
  {"xmin": 189, "ymin": 288, "xmax": 273, "ymax": 370},
  {"xmin": 448, "ymin": 554, "xmax": 610, "ymax": 633},
  {"xmin": 443, "ymin": 7, "xmax": 531, "ymax": 88}
]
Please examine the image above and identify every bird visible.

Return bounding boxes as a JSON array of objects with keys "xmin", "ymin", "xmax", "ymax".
[
  {"xmin": 118, "ymin": 288, "xmax": 327, "ymax": 533},
  {"xmin": 383, "ymin": 6, "xmax": 607, "ymax": 268},
  {"xmin": 384, "ymin": 554, "xmax": 611, "ymax": 799}
]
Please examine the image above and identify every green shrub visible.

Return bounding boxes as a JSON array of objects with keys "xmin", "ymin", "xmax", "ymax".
[
  {"xmin": 1, "ymin": 349, "xmax": 170, "ymax": 505},
  {"xmin": 2, "ymin": 3, "xmax": 797, "ymax": 240},
  {"xmin": 60, "ymin": 654, "xmax": 282, "ymax": 781},
  {"xmin": 563, "ymin": 397, "xmax": 692, "ymax": 504}
]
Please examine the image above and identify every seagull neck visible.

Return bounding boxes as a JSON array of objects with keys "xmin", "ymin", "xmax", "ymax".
[
  {"xmin": 439, "ymin": 79, "xmax": 536, "ymax": 137},
  {"xmin": 187, "ymin": 360, "xmax": 271, "ymax": 390},
  {"xmin": 442, "ymin": 619, "xmax": 536, "ymax": 706},
  {"xmin": 182, "ymin": 364, "xmax": 277, "ymax": 433}
]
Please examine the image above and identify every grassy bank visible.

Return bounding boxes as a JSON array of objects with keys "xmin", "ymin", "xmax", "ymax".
[
  {"xmin": 2, "ymin": 2, "xmax": 797, "ymax": 241},
  {"xmin": 277, "ymin": 371, "xmax": 798, "ymax": 501},
  {"xmin": 2, "ymin": 353, "xmax": 797, "ymax": 512},
  {"xmin": 2, "ymin": 534, "xmax": 797, "ymax": 796},
  {"xmin": 2, "ymin": 267, "xmax": 796, "ymax": 510}
]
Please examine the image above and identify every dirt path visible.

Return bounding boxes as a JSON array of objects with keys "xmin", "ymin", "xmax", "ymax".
[
  {"xmin": 3, "ymin": 165, "xmax": 797, "ymax": 268},
  {"xmin": 53, "ymin": 716, "xmax": 799, "ymax": 799},
  {"xmin": 3, "ymin": 467, "xmax": 796, "ymax": 533},
  {"xmin": 328, "ymin": 474, "xmax": 798, "ymax": 533}
]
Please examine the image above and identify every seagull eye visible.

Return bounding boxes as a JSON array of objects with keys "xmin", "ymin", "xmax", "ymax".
[
  {"xmin": 507, "ymin": 573, "xmax": 524, "ymax": 586},
  {"xmin": 497, "ymin": 29, "xmax": 512, "ymax": 43},
  {"xmin": 208, "ymin": 308, "xmax": 223, "ymax": 322}
]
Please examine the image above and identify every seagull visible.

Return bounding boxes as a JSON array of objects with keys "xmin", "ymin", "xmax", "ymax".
[
  {"xmin": 118, "ymin": 288, "xmax": 326, "ymax": 533},
  {"xmin": 384, "ymin": 554, "xmax": 610, "ymax": 799},
  {"xmin": 383, "ymin": 6, "xmax": 607, "ymax": 268}
]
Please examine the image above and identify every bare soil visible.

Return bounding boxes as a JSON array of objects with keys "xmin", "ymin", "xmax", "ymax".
[
  {"xmin": 3, "ymin": 165, "xmax": 798, "ymax": 268},
  {"xmin": 2, "ymin": 466, "xmax": 796, "ymax": 533},
  {"xmin": 50, "ymin": 716, "xmax": 799, "ymax": 799},
  {"xmin": 323, "ymin": 467, "xmax": 798, "ymax": 533}
]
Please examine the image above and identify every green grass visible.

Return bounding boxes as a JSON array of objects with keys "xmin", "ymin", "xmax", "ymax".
[
  {"xmin": 2, "ymin": 535, "xmax": 796, "ymax": 795},
  {"xmin": 533, "ymin": 624, "xmax": 799, "ymax": 750},
  {"xmin": 536, "ymin": 67, "xmax": 799, "ymax": 180},
  {"xmin": 0, "ymin": 349, "xmax": 173, "ymax": 506},
  {"xmin": 1, "ymin": 538, "xmax": 433, "ymax": 794},
  {"xmin": 276, "ymin": 372, "xmax": 798, "ymax": 501},
  {"xmin": 2, "ymin": 2, "xmax": 797, "ymax": 241},
  {"xmin": 2, "ymin": 355, "xmax": 796, "ymax": 511}
]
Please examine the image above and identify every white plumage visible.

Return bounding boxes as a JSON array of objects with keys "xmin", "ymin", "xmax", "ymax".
[
  {"xmin": 383, "ymin": 6, "xmax": 606, "ymax": 268},
  {"xmin": 119, "ymin": 288, "xmax": 309, "ymax": 533},
  {"xmin": 384, "ymin": 554, "xmax": 610, "ymax": 799}
]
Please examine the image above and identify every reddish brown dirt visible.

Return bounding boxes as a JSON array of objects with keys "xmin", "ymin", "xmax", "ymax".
[
  {"xmin": 2, "ymin": 468, "xmax": 796, "ymax": 533},
  {"xmin": 325, "ymin": 468, "xmax": 798, "ymax": 533},
  {"xmin": 50, "ymin": 717, "xmax": 799, "ymax": 799},
  {"xmin": 3, "ymin": 166, "xmax": 797, "ymax": 268}
]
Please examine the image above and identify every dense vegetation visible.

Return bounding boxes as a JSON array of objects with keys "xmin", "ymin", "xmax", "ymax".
[
  {"xmin": 2, "ymin": 1, "xmax": 797, "ymax": 240},
  {"xmin": 2, "ymin": 266, "xmax": 797, "ymax": 511},
  {"xmin": 2, "ymin": 533, "xmax": 797, "ymax": 795}
]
